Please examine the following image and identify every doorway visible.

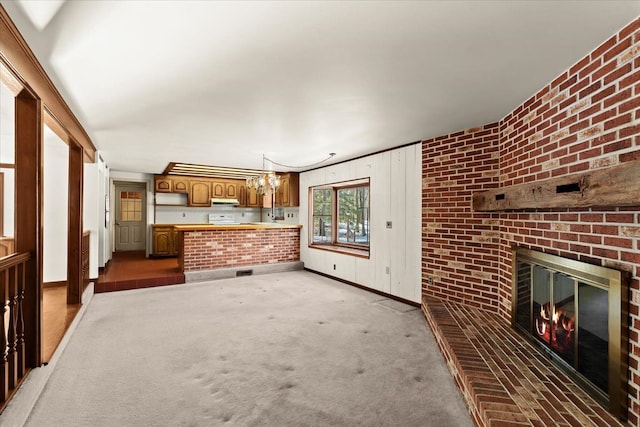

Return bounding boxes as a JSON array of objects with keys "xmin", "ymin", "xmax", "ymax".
[{"xmin": 114, "ymin": 182, "xmax": 146, "ymax": 252}]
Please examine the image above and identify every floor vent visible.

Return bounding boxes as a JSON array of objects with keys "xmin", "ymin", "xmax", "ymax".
[{"xmin": 236, "ymin": 269, "xmax": 253, "ymax": 277}]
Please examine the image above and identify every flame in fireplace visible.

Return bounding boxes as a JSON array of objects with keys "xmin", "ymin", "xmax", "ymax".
[{"xmin": 535, "ymin": 303, "xmax": 575, "ymax": 355}]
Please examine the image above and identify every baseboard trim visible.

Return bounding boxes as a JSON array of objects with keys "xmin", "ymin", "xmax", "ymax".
[
  {"xmin": 43, "ymin": 281, "xmax": 66, "ymax": 288},
  {"xmin": 304, "ymin": 268, "xmax": 420, "ymax": 307}
]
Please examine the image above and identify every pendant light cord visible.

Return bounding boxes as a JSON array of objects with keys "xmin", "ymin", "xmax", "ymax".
[{"xmin": 262, "ymin": 153, "xmax": 336, "ymax": 170}]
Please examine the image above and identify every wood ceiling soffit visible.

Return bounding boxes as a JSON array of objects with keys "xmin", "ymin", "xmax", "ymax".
[
  {"xmin": 0, "ymin": 5, "xmax": 96, "ymax": 163},
  {"xmin": 473, "ymin": 160, "xmax": 640, "ymax": 211},
  {"xmin": 163, "ymin": 162, "xmax": 266, "ymax": 179}
]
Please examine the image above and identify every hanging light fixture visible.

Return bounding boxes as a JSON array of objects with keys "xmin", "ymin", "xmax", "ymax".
[
  {"xmin": 246, "ymin": 155, "xmax": 281, "ymax": 196},
  {"xmin": 245, "ymin": 152, "xmax": 336, "ymax": 196}
]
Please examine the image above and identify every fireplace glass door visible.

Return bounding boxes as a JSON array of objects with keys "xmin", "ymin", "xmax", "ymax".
[
  {"xmin": 512, "ymin": 247, "xmax": 628, "ymax": 419},
  {"xmin": 578, "ymin": 283, "xmax": 609, "ymax": 393}
]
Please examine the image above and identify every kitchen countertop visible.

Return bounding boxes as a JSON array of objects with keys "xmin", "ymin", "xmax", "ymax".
[{"xmin": 172, "ymin": 223, "xmax": 302, "ymax": 231}]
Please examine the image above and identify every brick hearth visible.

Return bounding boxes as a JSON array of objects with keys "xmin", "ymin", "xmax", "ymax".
[{"xmin": 422, "ymin": 296, "xmax": 624, "ymax": 427}]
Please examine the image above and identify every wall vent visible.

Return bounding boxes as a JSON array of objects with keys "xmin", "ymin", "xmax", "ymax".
[{"xmin": 236, "ymin": 269, "xmax": 253, "ymax": 277}]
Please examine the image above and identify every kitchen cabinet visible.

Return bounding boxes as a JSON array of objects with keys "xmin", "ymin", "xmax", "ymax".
[
  {"xmin": 225, "ymin": 181, "xmax": 238, "ymax": 199},
  {"xmin": 212, "ymin": 181, "xmax": 225, "ymax": 198},
  {"xmin": 173, "ymin": 177, "xmax": 188, "ymax": 193},
  {"xmin": 247, "ymin": 186, "xmax": 262, "ymax": 207},
  {"xmin": 154, "ymin": 176, "xmax": 173, "ymax": 193},
  {"xmin": 237, "ymin": 184, "xmax": 247, "ymax": 206},
  {"xmin": 153, "ymin": 175, "xmax": 260, "ymax": 207},
  {"xmin": 275, "ymin": 173, "xmax": 299, "ymax": 207},
  {"xmin": 152, "ymin": 225, "xmax": 178, "ymax": 256},
  {"xmin": 212, "ymin": 180, "xmax": 238, "ymax": 199},
  {"xmin": 189, "ymin": 180, "xmax": 211, "ymax": 206},
  {"xmin": 154, "ymin": 175, "xmax": 188, "ymax": 194}
]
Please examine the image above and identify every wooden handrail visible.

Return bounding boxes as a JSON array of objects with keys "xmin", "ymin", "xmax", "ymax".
[
  {"xmin": 0, "ymin": 252, "xmax": 30, "ymax": 271},
  {"xmin": 0, "ymin": 251, "xmax": 30, "ymax": 405}
]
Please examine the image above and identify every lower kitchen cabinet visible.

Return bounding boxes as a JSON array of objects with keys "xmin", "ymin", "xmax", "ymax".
[{"xmin": 152, "ymin": 225, "xmax": 178, "ymax": 256}]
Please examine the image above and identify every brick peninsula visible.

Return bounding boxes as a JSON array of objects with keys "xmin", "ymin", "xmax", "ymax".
[{"xmin": 173, "ymin": 223, "xmax": 303, "ymax": 282}]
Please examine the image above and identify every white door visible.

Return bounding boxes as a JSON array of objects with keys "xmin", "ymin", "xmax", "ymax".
[{"xmin": 114, "ymin": 183, "xmax": 146, "ymax": 251}]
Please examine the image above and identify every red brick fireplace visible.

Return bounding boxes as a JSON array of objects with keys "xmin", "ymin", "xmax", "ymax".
[{"xmin": 422, "ymin": 16, "xmax": 640, "ymax": 423}]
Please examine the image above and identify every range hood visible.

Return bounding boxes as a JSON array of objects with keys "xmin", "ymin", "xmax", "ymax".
[{"xmin": 211, "ymin": 198, "xmax": 240, "ymax": 206}]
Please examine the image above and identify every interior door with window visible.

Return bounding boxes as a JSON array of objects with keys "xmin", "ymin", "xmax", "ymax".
[{"xmin": 114, "ymin": 182, "xmax": 146, "ymax": 251}]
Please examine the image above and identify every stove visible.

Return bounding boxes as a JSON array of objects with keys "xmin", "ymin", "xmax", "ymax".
[{"xmin": 208, "ymin": 214, "xmax": 240, "ymax": 225}]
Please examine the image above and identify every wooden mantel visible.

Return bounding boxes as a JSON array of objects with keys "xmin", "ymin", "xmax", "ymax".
[{"xmin": 473, "ymin": 160, "xmax": 640, "ymax": 212}]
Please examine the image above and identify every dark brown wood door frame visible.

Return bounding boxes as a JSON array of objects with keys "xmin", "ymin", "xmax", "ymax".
[
  {"xmin": 15, "ymin": 89, "xmax": 43, "ymax": 368},
  {"xmin": 67, "ymin": 143, "xmax": 83, "ymax": 305}
]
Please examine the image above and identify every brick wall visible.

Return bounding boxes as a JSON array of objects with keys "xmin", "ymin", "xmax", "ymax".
[
  {"xmin": 182, "ymin": 228, "xmax": 300, "ymax": 272},
  {"xmin": 422, "ymin": 124, "xmax": 502, "ymax": 311},
  {"xmin": 422, "ymin": 17, "xmax": 640, "ymax": 423}
]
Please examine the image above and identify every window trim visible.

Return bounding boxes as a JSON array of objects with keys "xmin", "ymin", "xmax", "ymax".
[{"xmin": 309, "ymin": 178, "xmax": 370, "ymax": 258}]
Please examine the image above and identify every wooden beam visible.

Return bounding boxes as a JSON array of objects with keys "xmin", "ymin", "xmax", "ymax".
[
  {"xmin": 14, "ymin": 89, "xmax": 43, "ymax": 368},
  {"xmin": 67, "ymin": 143, "xmax": 83, "ymax": 305},
  {"xmin": 0, "ymin": 5, "xmax": 96, "ymax": 163},
  {"xmin": 473, "ymin": 160, "xmax": 640, "ymax": 211}
]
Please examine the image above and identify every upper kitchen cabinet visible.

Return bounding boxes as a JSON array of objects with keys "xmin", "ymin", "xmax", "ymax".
[
  {"xmin": 225, "ymin": 181, "xmax": 238, "ymax": 199},
  {"xmin": 155, "ymin": 176, "xmax": 173, "ymax": 193},
  {"xmin": 154, "ymin": 175, "xmax": 188, "ymax": 193},
  {"xmin": 189, "ymin": 180, "xmax": 212, "ymax": 206},
  {"xmin": 237, "ymin": 184, "xmax": 247, "ymax": 206},
  {"xmin": 211, "ymin": 181, "xmax": 225, "ymax": 198},
  {"xmin": 153, "ymin": 170, "xmax": 259, "ymax": 207},
  {"xmin": 247, "ymin": 186, "xmax": 262, "ymax": 207},
  {"xmin": 275, "ymin": 173, "xmax": 299, "ymax": 207},
  {"xmin": 210, "ymin": 180, "xmax": 239, "ymax": 199},
  {"xmin": 172, "ymin": 177, "xmax": 188, "ymax": 193}
]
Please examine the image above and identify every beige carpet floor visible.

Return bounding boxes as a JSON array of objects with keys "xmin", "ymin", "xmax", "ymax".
[{"xmin": 24, "ymin": 270, "xmax": 471, "ymax": 426}]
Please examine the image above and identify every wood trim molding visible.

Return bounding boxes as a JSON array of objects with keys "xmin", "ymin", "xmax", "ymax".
[
  {"xmin": 67, "ymin": 144, "xmax": 84, "ymax": 304},
  {"xmin": 15, "ymin": 89, "xmax": 43, "ymax": 367},
  {"xmin": 473, "ymin": 160, "xmax": 640, "ymax": 211},
  {"xmin": 43, "ymin": 280, "xmax": 66, "ymax": 288},
  {"xmin": 305, "ymin": 268, "xmax": 420, "ymax": 307},
  {"xmin": 0, "ymin": 5, "xmax": 96, "ymax": 163}
]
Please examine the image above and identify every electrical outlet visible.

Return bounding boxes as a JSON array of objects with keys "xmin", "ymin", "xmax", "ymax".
[
  {"xmin": 427, "ymin": 277, "xmax": 434, "ymax": 285},
  {"xmin": 385, "ymin": 266, "xmax": 390, "ymax": 274},
  {"xmin": 386, "ymin": 221, "xmax": 392, "ymax": 229}
]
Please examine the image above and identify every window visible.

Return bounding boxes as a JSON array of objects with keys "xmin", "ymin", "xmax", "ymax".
[
  {"xmin": 120, "ymin": 191, "xmax": 142, "ymax": 221},
  {"xmin": 310, "ymin": 178, "xmax": 369, "ymax": 256},
  {"xmin": 312, "ymin": 188, "xmax": 332, "ymax": 243}
]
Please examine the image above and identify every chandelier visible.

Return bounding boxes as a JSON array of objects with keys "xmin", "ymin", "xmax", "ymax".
[
  {"xmin": 246, "ymin": 155, "xmax": 281, "ymax": 196},
  {"xmin": 245, "ymin": 152, "xmax": 336, "ymax": 196}
]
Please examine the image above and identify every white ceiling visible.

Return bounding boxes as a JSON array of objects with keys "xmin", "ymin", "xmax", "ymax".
[{"xmin": 2, "ymin": 1, "xmax": 639, "ymax": 174}]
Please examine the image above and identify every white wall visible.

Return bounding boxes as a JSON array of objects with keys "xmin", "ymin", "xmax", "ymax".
[
  {"xmin": 1, "ymin": 168, "xmax": 14, "ymax": 237},
  {"xmin": 100, "ymin": 160, "xmax": 109, "ymax": 267},
  {"xmin": 262, "ymin": 207, "xmax": 300, "ymax": 224},
  {"xmin": 299, "ymin": 144, "xmax": 422, "ymax": 302},
  {"xmin": 43, "ymin": 126, "xmax": 69, "ymax": 283},
  {"xmin": 0, "ymin": 81, "xmax": 15, "ymax": 237},
  {"xmin": 82, "ymin": 152, "xmax": 109, "ymax": 273}
]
